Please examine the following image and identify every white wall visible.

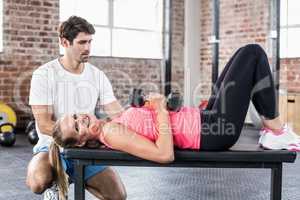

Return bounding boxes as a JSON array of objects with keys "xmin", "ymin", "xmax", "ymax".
[{"xmin": 184, "ymin": 0, "xmax": 201, "ymax": 106}]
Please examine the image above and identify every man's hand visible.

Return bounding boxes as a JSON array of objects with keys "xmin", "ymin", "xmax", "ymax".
[{"xmin": 103, "ymin": 100, "xmax": 124, "ymax": 119}]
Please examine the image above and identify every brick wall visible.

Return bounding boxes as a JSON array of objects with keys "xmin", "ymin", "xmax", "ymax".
[
  {"xmin": 199, "ymin": 0, "xmax": 270, "ymax": 100},
  {"xmin": 280, "ymin": 58, "xmax": 300, "ymax": 93},
  {"xmin": 5, "ymin": 0, "xmax": 298, "ymax": 128},
  {"xmin": 89, "ymin": 57, "xmax": 162, "ymax": 107},
  {"xmin": 0, "ymin": 0, "xmax": 60, "ymax": 127},
  {"xmin": 199, "ymin": 0, "xmax": 300, "ymax": 100},
  {"xmin": 0, "ymin": 0, "xmax": 184, "ymax": 128}
]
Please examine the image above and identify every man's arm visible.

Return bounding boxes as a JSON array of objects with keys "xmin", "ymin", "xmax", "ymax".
[
  {"xmin": 31, "ymin": 105, "xmax": 55, "ymax": 136},
  {"xmin": 103, "ymin": 100, "xmax": 124, "ymax": 120}
]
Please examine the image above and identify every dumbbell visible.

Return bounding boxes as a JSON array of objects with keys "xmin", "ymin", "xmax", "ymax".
[
  {"xmin": 129, "ymin": 88, "xmax": 183, "ymax": 112},
  {"xmin": 25, "ymin": 120, "xmax": 39, "ymax": 145},
  {"xmin": 0, "ymin": 123, "xmax": 16, "ymax": 147}
]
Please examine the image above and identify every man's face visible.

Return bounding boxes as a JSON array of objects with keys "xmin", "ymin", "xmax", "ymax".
[
  {"xmin": 62, "ymin": 32, "xmax": 93, "ymax": 63},
  {"xmin": 60, "ymin": 113, "xmax": 99, "ymax": 147}
]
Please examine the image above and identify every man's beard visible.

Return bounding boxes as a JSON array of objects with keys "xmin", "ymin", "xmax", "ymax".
[{"xmin": 80, "ymin": 54, "xmax": 89, "ymax": 63}]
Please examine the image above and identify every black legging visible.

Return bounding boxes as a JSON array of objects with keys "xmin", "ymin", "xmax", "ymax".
[{"xmin": 200, "ymin": 44, "xmax": 278, "ymax": 151}]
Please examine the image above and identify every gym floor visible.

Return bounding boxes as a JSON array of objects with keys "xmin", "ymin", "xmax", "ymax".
[{"xmin": 1, "ymin": 127, "xmax": 299, "ymax": 200}]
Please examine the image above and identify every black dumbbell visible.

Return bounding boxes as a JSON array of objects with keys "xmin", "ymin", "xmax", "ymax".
[
  {"xmin": 0, "ymin": 123, "xmax": 16, "ymax": 147},
  {"xmin": 129, "ymin": 89, "xmax": 145, "ymax": 107},
  {"xmin": 166, "ymin": 91, "xmax": 183, "ymax": 112},
  {"xmin": 129, "ymin": 88, "xmax": 183, "ymax": 112},
  {"xmin": 25, "ymin": 120, "xmax": 39, "ymax": 145}
]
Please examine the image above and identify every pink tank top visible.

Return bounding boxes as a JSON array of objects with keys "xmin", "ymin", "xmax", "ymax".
[{"xmin": 102, "ymin": 106, "xmax": 201, "ymax": 150}]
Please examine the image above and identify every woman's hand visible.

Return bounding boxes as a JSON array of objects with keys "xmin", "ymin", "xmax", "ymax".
[{"xmin": 144, "ymin": 93, "xmax": 167, "ymax": 112}]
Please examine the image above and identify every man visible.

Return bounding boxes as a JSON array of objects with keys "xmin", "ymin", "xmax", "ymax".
[{"xmin": 26, "ymin": 16, "xmax": 126, "ymax": 200}]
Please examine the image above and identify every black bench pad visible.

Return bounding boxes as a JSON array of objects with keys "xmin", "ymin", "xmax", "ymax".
[
  {"xmin": 63, "ymin": 147, "xmax": 297, "ymax": 167},
  {"xmin": 63, "ymin": 146, "xmax": 296, "ymax": 200}
]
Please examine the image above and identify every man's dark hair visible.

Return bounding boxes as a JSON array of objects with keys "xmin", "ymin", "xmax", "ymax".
[{"xmin": 59, "ymin": 16, "xmax": 95, "ymax": 44}]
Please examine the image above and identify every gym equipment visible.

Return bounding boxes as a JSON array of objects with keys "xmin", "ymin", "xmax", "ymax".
[
  {"xmin": 28, "ymin": 129, "xmax": 39, "ymax": 145},
  {"xmin": 129, "ymin": 88, "xmax": 183, "ymax": 112},
  {"xmin": 63, "ymin": 147, "xmax": 296, "ymax": 200},
  {"xmin": 25, "ymin": 120, "xmax": 39, "ymax": 145},
  {"xmin": 166, "ymin": 91, "xmax": 183, "ymax": 112},
  {"xmin": 0, "ymin": 123, "xmax": 16, "ymax": 147},
  {"xmin": 0, "ymin": 102, "xmax": 17, "ymax": 132}
]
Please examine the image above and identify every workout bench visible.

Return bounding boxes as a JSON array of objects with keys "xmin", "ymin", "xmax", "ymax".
[{"xmin": 63, "ymin": 147, "xmax": 296, "ymax": 200}]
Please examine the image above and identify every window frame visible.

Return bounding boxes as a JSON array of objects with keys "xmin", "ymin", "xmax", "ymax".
[
  {"xmin": 59, "ymin": 0, "xmax": 163, "ymax": 59},
  {"xmin": 280, "ymin": 0, "xmax": 300, "ymax": 58}
]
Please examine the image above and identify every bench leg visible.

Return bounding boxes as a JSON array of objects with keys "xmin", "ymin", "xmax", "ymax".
[
  {"xmin": 270, "ymin": 163, "xmax": 282, "ymax": 200},
  {"xmin": 74, "ymin": 160, "xmax": 85, "ymax": 200}
]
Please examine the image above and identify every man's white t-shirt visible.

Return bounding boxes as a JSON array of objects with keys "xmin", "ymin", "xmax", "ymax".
[{"xmin": 29, "ymin": 59, "xmax": 116, "ymax": 149}]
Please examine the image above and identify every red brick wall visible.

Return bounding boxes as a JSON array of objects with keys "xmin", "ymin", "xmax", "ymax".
[
  {"xmin": 6, "ymin": 0, "xmax": 299, "ymax": 128},
  {"xmin": 199, "ymin": 0, "xmax": 300, "ymax": 99},
  {"xmin": 280, "ymin": 58, "xmax": 300, "ymax": 93},
  {"xmin": 199, "ymin": 0, "xmax": 270, "ymax": 100},
  {"xmin": 0, "ymin": 0, "xmax": 184, "ymax": 128},
  {"xmin": 0, "ymin": 0, "xmax": 60, "ymax": 127}
]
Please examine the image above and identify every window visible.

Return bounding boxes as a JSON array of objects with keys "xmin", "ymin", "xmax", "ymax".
[
  {"xmin": 59, "ymin": 0, "xmax": 163, "ymax": 59},
  {"xmin": 280, "ymin": 0, "xmax": 300, "ymax": 58}
]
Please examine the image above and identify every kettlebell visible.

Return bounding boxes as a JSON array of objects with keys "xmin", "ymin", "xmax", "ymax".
[
  {"xmin": 25, "ymin": 120, "xmax": 35, "ymax": 135},
  {"xmin": 28, "ymin": 129, "xmax": 39, "ymax": 145},
  {"xmin": 25, "ymin": 120, "xmax": 39, "ymax": 145},
  {"xmin": 0, "ymin": 123, "xmax": 16, "ymax": 147}
]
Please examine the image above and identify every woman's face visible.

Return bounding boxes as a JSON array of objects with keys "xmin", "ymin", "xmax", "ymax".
[{"xmin": 60, "ymin": 113, "xmax": 99, "ymax": 147}]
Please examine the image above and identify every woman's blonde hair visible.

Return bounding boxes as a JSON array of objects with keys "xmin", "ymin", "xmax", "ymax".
[{"xmin": 49, "ymin": 119, "xmax": 78, "ymax": 200}]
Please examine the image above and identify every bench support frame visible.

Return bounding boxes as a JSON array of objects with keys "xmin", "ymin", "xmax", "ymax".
[{"xmin": 72, "ymin": 160, "xmax": 283, "ymax": 200}]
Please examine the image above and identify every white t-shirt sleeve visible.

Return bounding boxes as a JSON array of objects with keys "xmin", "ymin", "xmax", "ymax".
[
  {"xmin": 29, "ymin": 68, "xmax": 53, "ymax": 105},
  {"xmin": 98, "ymin": 71, "xmax": 117, "ymax": 105}
]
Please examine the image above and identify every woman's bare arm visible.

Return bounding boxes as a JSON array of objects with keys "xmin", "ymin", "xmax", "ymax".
[{"xmin": 102, "ymin": 94, "xmax": 174, "ymax": 163}]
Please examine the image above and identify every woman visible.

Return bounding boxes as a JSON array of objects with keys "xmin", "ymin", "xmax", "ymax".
[{"xmin": 49, "ymin": 44, "xmax": 300, "ymax": 199}]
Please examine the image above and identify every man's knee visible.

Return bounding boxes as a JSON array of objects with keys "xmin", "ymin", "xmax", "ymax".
[
  {"xmin": 26, "ymin": 169, "xmax": 53, "ymax": 194},
  {"xmin": 27, "ymin": 180, "xmax": 51, "ymax": 194},
  {"xmin": 26, "ymin": 152, "xmax": 53, "ymax": 194},
  {"xmin": 86, "ymin": 167, "xmax": 127, "ymax": 200},
  {"xmin": 112, "ymin": 187, "xmax": 127, "ymax": 200}
]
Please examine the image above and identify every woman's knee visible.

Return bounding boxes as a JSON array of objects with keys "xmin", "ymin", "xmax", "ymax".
[{"xmin": 243, "ymin": 44, "xmax": 265, "ymax": 55}]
